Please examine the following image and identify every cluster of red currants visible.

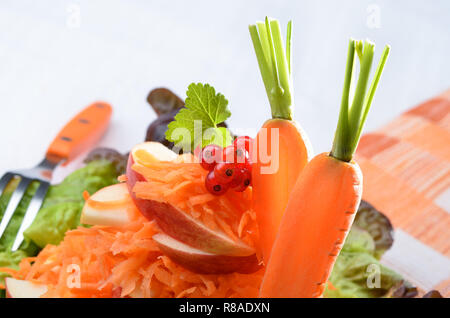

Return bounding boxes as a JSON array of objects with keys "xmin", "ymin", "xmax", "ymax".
[{"xmin": 199, "ymin": 136, "xmax": 253, "ymax": 195}]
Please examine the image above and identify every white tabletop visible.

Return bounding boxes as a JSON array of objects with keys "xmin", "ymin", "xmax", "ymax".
[{"xmin": 1, "ymin": 0, "xmax": 449, "ymax": 178}]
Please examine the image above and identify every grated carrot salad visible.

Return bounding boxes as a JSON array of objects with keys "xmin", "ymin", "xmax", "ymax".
[{"xmin": 0, "ymin": 205, "xmax": 263, "ymax": 298}]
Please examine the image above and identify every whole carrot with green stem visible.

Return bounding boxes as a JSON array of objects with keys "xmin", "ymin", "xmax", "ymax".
[
  {"xmin": 249, "ymin": 17, "xmax": 313, "ymax": 264},
  {"xmin": 259, "ymin": 39, "xmax": 390, "ymax": 298}
]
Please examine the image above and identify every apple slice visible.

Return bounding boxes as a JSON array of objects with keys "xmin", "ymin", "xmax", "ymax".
[
  {"xmin": 81, "ymin": 183, "xmax": 133, "ymax": 227},
  {"xmin": 126, "ymin": 142, "xmax": 177, "ymax": 220},
  {"xmin": 5, "ymin": 278, "xmax": 48, "ymax": 298},
  {"xmin": 148, "ymin": 201, "xmax": 255, "ymax": 256},
  {"xmin": 129, "ymin": 142, "xmax": 178, "ymax": 166},
  {"xmin": 153, "ymin": 233, "xmax": 260, "ymax": 274}
]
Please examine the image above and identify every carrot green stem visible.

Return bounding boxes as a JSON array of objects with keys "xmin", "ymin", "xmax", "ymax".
[
  {"xmin": 331, "ymin": 39, "xmax": 390, "ymax": 162},
  {"xmin": 249, "ymin": 17, "xmax": 293, "ymax": 120},
  {"xmin": 286, "ymin": 20, "xmax": 292, "ymax": 75}
]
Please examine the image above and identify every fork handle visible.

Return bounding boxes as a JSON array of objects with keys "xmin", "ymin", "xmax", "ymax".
[{"xmin": 46, "ymin": 102, "xmax": 112, "ymax": 164}]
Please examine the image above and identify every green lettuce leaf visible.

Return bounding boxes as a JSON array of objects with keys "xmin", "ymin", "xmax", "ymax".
[
  {"xmin": 324, "ymin": 227, "xmax": 404, "ymax": 298},
  {"xmin": 24, "ymin": 160, "xmax": 118, "ymax": 247},
  {"xmin": 324, "ymin": 200, "xmax": 408, "ymax": 298}
]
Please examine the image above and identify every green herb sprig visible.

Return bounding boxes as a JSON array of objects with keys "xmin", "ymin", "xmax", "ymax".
[{"xmin": 165, "ymin": 83, "xmax": 232, "ymax": 152}]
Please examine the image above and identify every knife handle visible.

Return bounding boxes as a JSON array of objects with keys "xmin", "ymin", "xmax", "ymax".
[{"xmin": 46, "ymin": 102, "xmax": 112, "ymax": 164}]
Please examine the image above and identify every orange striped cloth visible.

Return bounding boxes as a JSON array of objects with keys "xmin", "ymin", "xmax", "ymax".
[{"xmin": 355, "ymin": 89, "xmax": 450, "ymax": 297}]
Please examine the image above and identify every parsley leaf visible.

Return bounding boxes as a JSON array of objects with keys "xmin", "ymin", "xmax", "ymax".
[{"xmin": 166, "ymin": 83, "xmax": 232, "ymax": 152}]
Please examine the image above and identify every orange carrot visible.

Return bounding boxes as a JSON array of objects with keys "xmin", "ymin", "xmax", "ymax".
[
  {"xmin": 260, "ymin": 39, "xmax": 390, "ymax": 297},
  {"xmin": 249, "ymin": 17, "xmax": 313, "ymax": 263}
]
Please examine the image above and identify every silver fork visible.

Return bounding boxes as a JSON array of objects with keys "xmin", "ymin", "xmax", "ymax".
[{"xmin": 0, "ymin": 102, "xmax": 112, "ymax": 251}]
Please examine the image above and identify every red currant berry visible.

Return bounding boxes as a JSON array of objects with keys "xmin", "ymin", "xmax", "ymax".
[
  {"xmin": 233, "ymin": 136, "xmax": 253, "ymax": 153},
  {"xmin": 235, "ymin": 148, "xmax": 250, "ymax": 165},
  {"xmin": 222, "ymin": 145, "xmax": 237, "ymax": 163},
  {"xmin": 233, "ymin": 169, "xmax": 251, "ymax": 192},
  {"xmin": 205, "ymin": 171, "xmax": 228, "ymax": 195},
  {"xmin": 229, "ymin": 168, "xmax": 244, "ymax": 188},
  {"xmin": 200, "ymin": 144, "xmax": 222, "ymax": 171},
  {"xmin": 214, "ymin": 162, "xmax": 236, "ymax": 184},
  {"xmin": 242, "ymin": 158, "xmax": 252, "ymax": 173}
]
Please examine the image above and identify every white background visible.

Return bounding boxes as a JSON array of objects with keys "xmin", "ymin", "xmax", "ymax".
[{"xmin": 0, "ymin": 0, "xmax": 449, "ymax": 176}]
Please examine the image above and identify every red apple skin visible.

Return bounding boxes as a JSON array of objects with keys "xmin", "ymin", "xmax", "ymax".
[
  {"xmin": 153, "ymin": 234, "xmax": 260, "ymax": 274},
  {"xmin": 126, "ymin": 153, "xmax": 155, "ymax": 220},
  {"xmin": 147, "ymin": 200, "xmax": 255, "ymax": 257}
]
